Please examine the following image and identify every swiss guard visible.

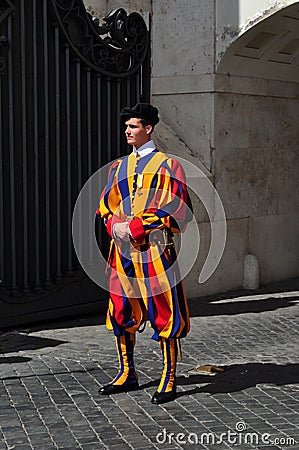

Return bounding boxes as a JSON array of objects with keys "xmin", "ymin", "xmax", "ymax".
[{"xmin": 96, "ymin": 103, "xmax": 193, "ymax": 404}]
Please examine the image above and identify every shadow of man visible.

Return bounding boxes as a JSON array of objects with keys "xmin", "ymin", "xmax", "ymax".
[{"xmin": 175, "ymin": 362, "xmax": 299, "ymax": 397}]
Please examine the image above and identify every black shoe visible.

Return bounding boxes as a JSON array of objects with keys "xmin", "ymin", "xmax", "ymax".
[
  {"xmin": 99, "ymin": 380, "xmax": 139, "ymax": 395},
  {"xmin": 151, "ymin": 388, "xmax": 176, "ymax": 404}
]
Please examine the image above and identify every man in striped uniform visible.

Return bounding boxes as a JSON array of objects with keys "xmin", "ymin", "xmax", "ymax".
[{"xmin": 97, "ymin": 103, "xmax": 193, "ymax": 404}]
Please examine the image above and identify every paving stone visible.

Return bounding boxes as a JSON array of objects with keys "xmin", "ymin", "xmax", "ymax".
[
  {"xmin": 0, "ymin": 279, "xmax": 299, "ymax": 449},
  {"xmin": 5, "ymin": 447, "xmax": 33, "ymax": 450}
]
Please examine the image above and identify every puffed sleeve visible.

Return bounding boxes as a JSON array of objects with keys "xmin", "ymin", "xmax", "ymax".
[{"xmin": 96, "ymin": 161, "xmax": 123, "ymax": 237}]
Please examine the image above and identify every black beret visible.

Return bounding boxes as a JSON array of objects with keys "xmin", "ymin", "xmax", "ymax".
[{"xmin": 120, "ymin": 103, "xmax": 159, "ymax": 126}]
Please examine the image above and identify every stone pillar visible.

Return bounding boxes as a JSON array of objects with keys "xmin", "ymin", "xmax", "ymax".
[
  {"xmin": 107, "ymin": 0, "xmax": 151, "ymax": 14},
  {"xmin": 152, "ymin": 0, "xmax": 215, "ymax": 171},
  {"xmin": 83, "ymin": 0, "xmax": 107, "ymax": 19},
  {"xmin": 83, "ymin": 0, "xmax": 151, "ymax": 18}
]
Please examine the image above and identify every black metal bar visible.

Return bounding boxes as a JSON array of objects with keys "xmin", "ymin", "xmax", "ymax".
[
  {"xmin": 96, "ymin": 75, "xmax": 103, "ymax": 258},
  {"xmin": 54, "ymin": 25, "xmax": 62, "ymax": 280},
  {"xmin": 43, "ymin": 0, "xmax": 51, "ymax": 286},
  {"xmin": 0, "ymin": 76, "xmax": 4, "ymax": 288},
  {"xmin": 76, "ymin": 58, "xmax": 81, "ymax": 188},
  {"xmin": 97, "ymin": 75, "xmax": 102, "ymax": 167},
  {"xmin": 136, "ymin": 70, "xmax": 140, "ymax": 102},
  {"xmin": 126, "ymin": 76, "xmax": 131, "ymax": 106},
  {"xmin": 65, "ymin": 43, "xmax": 73, "ymax": 274},
  {"xmin": 20, "ymin": 0, "xmax": 29, "ymax": 293},
  {"xmin": 106, "ymin": 78, "xmax": 111, "ymax": 161},
  {"xmin": 116, "ymin": 78, "xmax": 121, "ymax": 157},
  {"xmin": 139, "ymin": 65, "xmax": 143, "ymax": 102},
  {"xmin": 86, "ymin": 68, "xmax": 93, "ymax": 260},
  {"xmin": 75, "ymin": 58, "xmax": 83, "ymax": 259},
  {"xmin": 33, "ymin": 0, "xmax": 42, "ymax": 291},
  {"xmin": 8, "ymin": 15, "xmax": 17, "ymax": 294},
  {"xmin": 126, "ymin": 76, "xmax": 131, "ymax": 153},
  {"xmin": 86, "ymin": 68, "xmax": 92, "ymax": 176}
]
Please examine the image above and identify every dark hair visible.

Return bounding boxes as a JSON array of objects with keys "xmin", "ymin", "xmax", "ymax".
[{"xmin": 140, "ymin": 118, "xmax": 155, "ymax": 131}]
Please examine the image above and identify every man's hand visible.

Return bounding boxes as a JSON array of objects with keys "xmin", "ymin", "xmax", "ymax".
[{"xmin": 113, "ymin": 222, "xmax": 131, "ymax": 241}]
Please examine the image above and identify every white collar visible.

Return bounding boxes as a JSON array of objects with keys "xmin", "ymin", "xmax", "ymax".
[{"xmin": 133, "ymin": 140, "xmax": 156, "ymax": 158}]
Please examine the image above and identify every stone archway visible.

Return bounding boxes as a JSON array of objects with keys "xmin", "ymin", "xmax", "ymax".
[
  {"xmin": 213, "ymin": 1, "xmax": 299, "ymax": 289},
  {"xmin": 217, "ymin": 1, "xmax": 299, "ymax": 82}
]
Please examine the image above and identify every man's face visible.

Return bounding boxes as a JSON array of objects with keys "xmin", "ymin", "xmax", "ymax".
[{"xmin": 125, "ymin": 118, "xmax": 152, "ymax": 149}]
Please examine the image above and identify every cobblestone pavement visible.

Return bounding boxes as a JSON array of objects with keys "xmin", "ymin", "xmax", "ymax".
[{"xmin": 0, "ymin": 279, "xmax": 299, "ymax": 450}]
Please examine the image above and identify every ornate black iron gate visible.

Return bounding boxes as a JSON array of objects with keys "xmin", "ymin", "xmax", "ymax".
[{"xmin": 0, "ymin": 0, "xmax": 150, "ymax": 327}]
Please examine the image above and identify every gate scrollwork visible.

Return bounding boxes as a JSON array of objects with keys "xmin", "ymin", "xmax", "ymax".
[
  {"xmin": 0, "ymin": 0, "xmax": 15, "ymax": 74},
  {"xmin": 0, "ymin": 0, "xmax": 150, "ymax": 324},
  {"xmin": 0, "ymin": 0, "xmax": 15, "ymax": 25},
  {"xmin": 50, "ymin": 1, "xmax": 149, "ymax": 76}
]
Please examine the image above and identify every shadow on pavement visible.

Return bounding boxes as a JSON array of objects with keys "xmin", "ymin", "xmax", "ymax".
[
  {"xmin": 16, "ymin": 294, "xmax": 299, "ymax": 333},
  {"xmin": 189, "ymin": 295, "xmax": 299, "ymax": 317},
  {"xmin": 0, "ymin": 356, "xmax": 32, "ymax": 364},
  {"xmin": 14, "ymin": 314, "xmax": 106, "ymax": 333},
  {"xmin": 189, "ymin": 277, "xmax": 299, "ymax": 318},
  {"xmin": 0, "ymin": 331, "xmax": 66, "ymax": 355},
  {"xmin": 3, "ymin": 279, "xmax": 299, "ymax": 332},
  {"xmin": 175, "ymin": 363, "xmax": 299, "ymax": 397}
]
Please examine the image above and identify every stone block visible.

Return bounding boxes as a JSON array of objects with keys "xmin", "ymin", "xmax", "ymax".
[
  {"xmin": 107, "ymin": 0, "xmax": 151, "ymax": 14},
  {"xmin": 152, "ymin": 93, "xmax": 214, "ymax": 170},
  {"xmin": 243, "ymin": 253, "xmax": 260, "ymax": 289},
  {"xmin": 214, "ymin": 92, "xmax": 299, "ymax": 219},
  {"xmin": 184, "ymin": 218, "xmax": 248, "ymax": 298},
  {"xmin": 248, "ymin": 214, "xmax": 299, "ymax": 284},
  {"xmin": 152, "ymin": 0, "xmax": 214, "ymax": 78},
  {"xmin": 83, "ymin": 0, "xmax": 107, "ymax": 19},
  {"xmin": 83, "ymin": 1, "xmax": 151, "ymax": 20}
]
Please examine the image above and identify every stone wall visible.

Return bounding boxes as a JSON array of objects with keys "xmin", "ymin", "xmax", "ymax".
[
  {"xmin": 83, "ymin": 0, "xmax": 106, "ymax": 19},
  {"xmin": 212, "ymin": 76, "xmax": 299, "ymax": 292},
  {"xmin": 83, "ymin": 0, "xmax": 299, "ymax": 297},
  {"xmin": 83, "ymin": 0, "xmax": 151, "ymax": 19},
  {"xmin": 152, "ymin": 0, "xmax": 215, "ymax": 172}
]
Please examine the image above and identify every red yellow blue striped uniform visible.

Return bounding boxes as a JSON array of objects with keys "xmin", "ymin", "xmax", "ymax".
[{"xmin": 96, "ymin": 149, "xmax": 193, "ymax": 341}]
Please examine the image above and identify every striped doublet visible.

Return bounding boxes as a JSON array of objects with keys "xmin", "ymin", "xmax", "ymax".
[{"xmin": 97, "ymin": 149, "xmax": 193, "ymax": 341}]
